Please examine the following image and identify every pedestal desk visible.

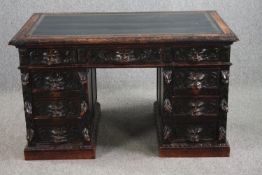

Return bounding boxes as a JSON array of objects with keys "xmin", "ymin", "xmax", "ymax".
[{"xmin": 9, "ymin": 11, "xmax": 238, "ymax": 160}]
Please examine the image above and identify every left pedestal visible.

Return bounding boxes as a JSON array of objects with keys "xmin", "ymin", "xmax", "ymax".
[{"xmin": 18, "ymin": 48, "xmax": 99, "ymax": 160}]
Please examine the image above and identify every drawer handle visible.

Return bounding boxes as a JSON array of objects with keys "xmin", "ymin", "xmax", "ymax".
[
  {"xmin": 187, "ymin": 127, "xmax": 202, "ymax": 142},
  {"xmin": 21, "ymin": 73, "xmax": 29, "ymax": 86},
  {"xmin": 221, "ymin": 99, "xmax": 228, "ymax": 112},
  {"xmin": 189, "ymin": 101, "xmax": 204, "ymax": 117},
  {"xmin": 187, "ymin": 72, "xmax": 205, "ymax": 91},
  {"xmin": 163, "ymin": 99, "xmax": 172, "ymax": 113},
  {"xmin": 163, "ymin": 70, "xmax": 172, "ymax": 84},
  {"xmin": 24, "ymin": 101, "xmax": 32, "ymax": 115},
  {"xmin": 51, "ymin": 128, "xmax": 68, "ymax": 144},
  {"xmin": 221, "ymin": 70, "xmax": 229, "ymax": 84},
  {"xmin": 82, "ymin": 128, "xmax": 91, "ymax": 142},
  {"xmin": 163, "ymin": 125, "xmax": 172, "ymax": 141},
  {"xmin": 45, "ymin": 73, "xmax": 65, "ymax": 90},
  {"xmin": 47, "ymin": 102, "xmax": 65, "ymax": 118}
]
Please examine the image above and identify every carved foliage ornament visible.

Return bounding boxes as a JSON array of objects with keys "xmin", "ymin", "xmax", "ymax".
[
  {"xmin": 221, "ymin": 70, "xmax": 229, "ymax": 84},
  {"xmin": 21, "ymin": 73, "xmax": 29, "ymax": 86},
  {"xmin": 44, "ymin": 72, "xmax": 65, "ymax": 90},
  {"xmin": 47, "ymin": 102, "xmax": 65, "ymax": 118},
  {"xmin": 218, "ymin": 126, "xmax": 226, "ymax": 141},
  {"xmin": 187, "ymin": 127, "xmax": 203, "ymax": 143},
  {"xmin": 78, "ymin": 71, "xmax": 88, "ymax": 84},
  {"xmin": 187, "ymin": 72, "xmax": 206, "ymax": 90},
  {"xmin": 163, "ymin": 99, "xmax": 172, "ymax": 113},
  {"xmin": 189, "ymin": 100, "xmax": 204, "ymax": 117},
  {"xmin": 163, "ymin": 126, "xmax": 172, "ymax": 141},
  {"xmin": 82, "ymin": 128, "xmax": 91, "ymax": 142},
  {"xmin": 221, "ymin": 99, "xmax": 228, "ymax": 112},
  {"xmin": 24, "ymin": 101, "xmax": 32, "ymax": 115},
  {"xmin": 26, "ymin": 128, "xmax": 34, "ymax": 143},
  {"xmin": 163, "ymin": 70, "xmax": 172, "ymax": 84},
  {"xmin": 51, "ymin": 127, "xmax": 68, "ymax": 144},
  {"xmin": 80, "ymin": 101, "xmax": 88, "ymax": 115}
]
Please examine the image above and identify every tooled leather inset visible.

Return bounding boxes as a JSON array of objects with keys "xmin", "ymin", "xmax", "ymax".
[{"xmin": 90, "ymin": 48, "xmax": 160, "ymax": 63}]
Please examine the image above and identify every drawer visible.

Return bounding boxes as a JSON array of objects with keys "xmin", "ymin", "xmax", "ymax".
[
  {"xmin": 32, "ymin": 98, "xmax": 88, "ymax": 119},
  {"xmin": 19, "ymin": 48, "xmax": 77, "ymax": 65},
  {"xmin": 162, "ymin": 122, "xmax": 218, "ymax": 143},
  {"xmin": 163, "ymin": 68, "xmax": 229, "ymax": 95},
  {"xmin": 34, "ymin": 124, "xmax": 84, "ymax": 144},
  {"xmin": 162, "ymin": 97, "xmax": 219, "ymax": 118},
  {"xmin": 164, "ymin": 46, "xmax": 230, "ymax": 63},
  {"xmin": 78, "ymin": 47, "xmax": 161, "ymax": 64},
  {"xmin": 31, "ymin": 71, "xmax": 87, "ymax": 93}
]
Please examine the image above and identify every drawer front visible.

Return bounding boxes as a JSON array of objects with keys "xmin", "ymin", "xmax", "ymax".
[
  {"xmin": 163, "ymin": 68, "xmax": 229, "ymax": 95},
  {"xmin": 32, "ymin": 98, "xmax": 88, "ymax": 119},
  {"xmin": 19, "ymin": 48, "xmax": 77, "ymax": 65},
  {"xmin": 164, "ymin": 46, "xmax": 230, "ymax": 63},
  {"xmin": 162, "ymin": 122, "xmax": 217, "ymax": 143},
  {"xmin": 78, "ymin": 47, "xmax": 161, "ymax": 64},
  {"xmin": 162, "ymin": 97, "xmax": 219, "ymax": 118},
  {"xmin": 31, "ymin": 71, "xmax": 87, "ymax": 92}
]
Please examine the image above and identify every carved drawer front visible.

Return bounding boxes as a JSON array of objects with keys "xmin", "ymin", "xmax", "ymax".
[
  {"xmin": 31, "ymin": 71, "xmax": 87, "ymax": 92},
  {"xmin": 163, "ymin": 97, "xmax": 219, "ymax": 118},
  {"xmin": 163, "ymin": 68, "xmax": 225, "ymax": 95},
  {"xmin": 19, "ymin": 48, "xmax": 77, "ymax": 65},
  {"xmin": 36, "ymin": 125, "xmax": 82, "ymax": 144},
  {"xmin": 162, "ymin": 122, "xmax": 217, "ymax": 143},
  {"xmin": 32, "ymin": 99, "xmax": 88, "ymax": 119},
  {"xmin": 78, "ymin": 47, "xmax": 161, "ymax": 64},
  {"xmin": 164, "ymin": 46, "xmax": 230, "ymax": 63}
]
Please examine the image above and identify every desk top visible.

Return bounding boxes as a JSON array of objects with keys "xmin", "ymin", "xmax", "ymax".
[{"xmin": 9, "ymin": 11, "xmax": 238, "ymax": 46}]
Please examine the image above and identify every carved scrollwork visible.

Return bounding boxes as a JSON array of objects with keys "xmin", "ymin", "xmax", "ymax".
[
  {"xmin": 221, "ymin": 99, "xmax": 228, "ymax": 112},
  {"xmin": 50, "ymin": 127, "xmax": 68, "ymax": 144},
  {"xmin": 21, "ymin": 73, "xmax": 29, "ymax": 86},
  {"xmin": 44, "ymin": 73, "xmax": 65, "ymax": 90},
  {"xmin": 47, "ymin": 102, "xmax": 65, "ymax": 118},
  {"xmin": 163, "ymin": 99, "xmax": 172, "ymax": 113},
  {"xmin": 187, "ymin": 72, "xmax": 206, "ymax": 90},
  {"xmin": 80, "ymin": 101, "xmax": 88, "ymax": 115},
  {"xmin": 221, "ymin": 70, "xmax": 229, "ymax": 84},
  {"xmin": 218, "ymin": 126, "xmax": 226, "ymax": 141},
  {"xmin": 24, "ymin": 101, "xmax": 32, "ymax": 115},
  {"xmin": 26, "ymin": 128, "xmax": 34, "ymax": 143},
  {"xmin": 190, "ymin": 48, "xmax": 206, "ymax": 62},
  {"xmin": 163, "ymin": 70, "xmax": 172, "ymax": 84},
  {"xmin": 82, "ymin": 128, "xmax": 91, "ymax": 142},
  {"xmin": 187, "ymin": 127, "xmax": 203, "ymax": 142},
  {"xmin": 163, "ymin": 126, "xmax": 172, "ymax": 141},
  {"xmin": 189, "ymin": 100, "xmax": 204, "ymax": 117}
]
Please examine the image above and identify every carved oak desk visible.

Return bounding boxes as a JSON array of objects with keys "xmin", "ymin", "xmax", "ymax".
[{"xmin": 9, "ymin": 11, "xmax": 238, "ymax": 160}]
